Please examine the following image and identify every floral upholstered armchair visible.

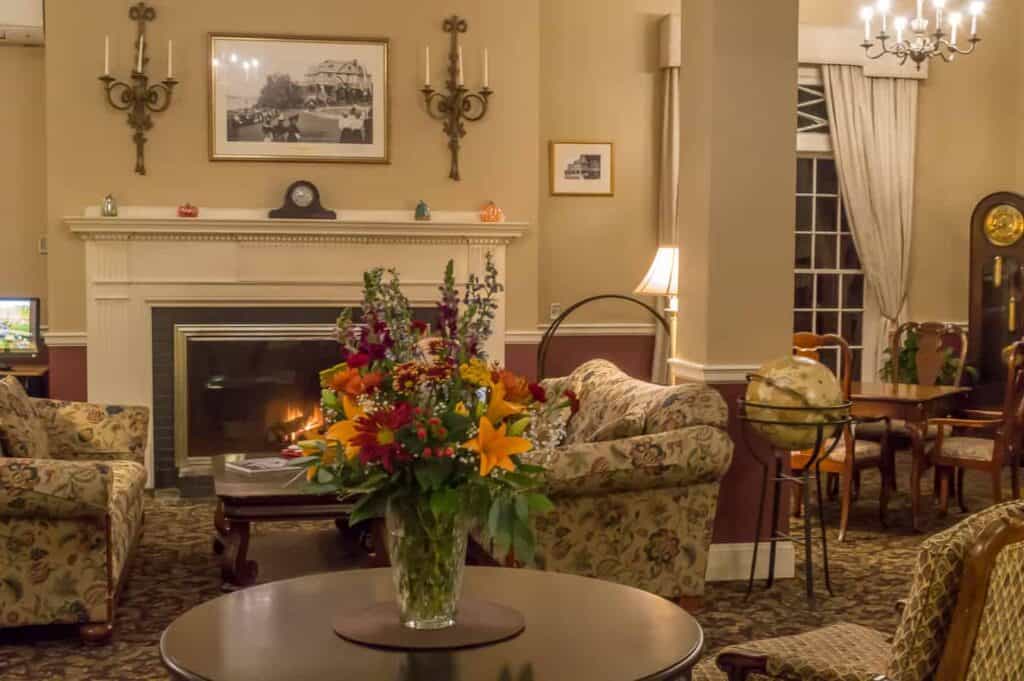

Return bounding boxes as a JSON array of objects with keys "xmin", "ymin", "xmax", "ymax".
[
  {"xmin": 483, "ymin": 359, "xmax": 733, "ymax": 604},
  {"xmin": 0, "ymin": 376, "xmax": 149, "ymax": 644},
  {"xmin": 693, "ymin": 499, "xmax": 1024, "ymax": 681}
]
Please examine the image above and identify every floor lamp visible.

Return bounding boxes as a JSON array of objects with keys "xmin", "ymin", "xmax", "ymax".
[{"xmin": 633, "ymin": 246, "xmax": 679, "ymax": 381}]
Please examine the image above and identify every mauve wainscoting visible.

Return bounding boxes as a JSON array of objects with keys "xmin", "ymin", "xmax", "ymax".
[
  {"xmin": 47, "ymin": 346, "xmax": 88, "ymax": 402},
  {"xmin": 505, "ymin": 334, "xmax": 656, "ymax": 381}
]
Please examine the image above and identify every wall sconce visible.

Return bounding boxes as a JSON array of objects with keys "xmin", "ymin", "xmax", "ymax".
[
  {"xmin": 99, "ymin": 2, "xmax": 178, "ymax": 175},
  {"xmin": 421, "ymin": 15, "xmax": 493, "ymax": 181}
]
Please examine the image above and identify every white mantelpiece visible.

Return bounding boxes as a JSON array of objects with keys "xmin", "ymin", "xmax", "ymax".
[{"xmin": 66, "ymin": 207, "xmax": 527, "ymax": 486}]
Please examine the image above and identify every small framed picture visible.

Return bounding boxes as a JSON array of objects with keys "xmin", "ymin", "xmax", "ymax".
[
  {"xmin": 549, "ymin": 141, "xmax": 614, "ymax": 196},
  {"xmin": 209, "ymin": 33, "xmax": 389, "ymax": 163}
]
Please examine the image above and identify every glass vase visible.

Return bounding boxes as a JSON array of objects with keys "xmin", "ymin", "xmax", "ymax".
[{"xmin": 385, "ymin": 495, "xmax": 469, "ymax": 630}]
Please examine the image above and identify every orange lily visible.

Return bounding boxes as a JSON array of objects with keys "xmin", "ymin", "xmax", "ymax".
[
  {"xmin": 485, "ymin": 381, "xmax": 525, "ymax": 425},
  {"xmin": 325, "ymin": 395, "xmax": 366, "ymax": 460},
  {"xmin": 463, "ymin": 417, "xmax": 532, "ymax": 477}
]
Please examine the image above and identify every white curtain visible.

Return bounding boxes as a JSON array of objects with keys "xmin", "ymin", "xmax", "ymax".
[
  {"xmin": 822, "ymin": 64, "xmax": 918, "ymax": 372},
  {"xmin": 651, "ymin": 64, "xmax": 680, "ymax": 384}
]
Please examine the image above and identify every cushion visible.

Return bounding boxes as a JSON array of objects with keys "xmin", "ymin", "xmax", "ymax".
[
  {"xmin": 935, "ymin": 437, "xmax": 994, "ymax": 463},
  {"xmin": 106, "ymin": 460, "xmax": 147, "ymax": 582},
  {"xmin": 700, "ymin": 622, "xmax": 891, "ymax": 681},
  {"xmin": 964, "ymin": 540, "xmax": 1024, "ymax": 681},
  {"xmin": 0, "ymin": 376, "xmax": 49, "ymax": 459},
  {"xmin": 590, "ymin": 402, "xmax": 646, "ymax": 441},
  {"xmin": 887, "ymin": 500, "xmax": 1024, "ymax": 681},
  {"xmin": 824, "ymin": 438, "xmax": 883, "ymax": 463}
]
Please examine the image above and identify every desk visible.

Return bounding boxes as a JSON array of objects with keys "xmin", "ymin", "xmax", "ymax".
[
  {"xmin": 0, "ymin": 365, "xmax": 48, "ymax": 398},
  {"xmin": 851, "ymin": 382, "xmax": 970, "ymax": 532}
]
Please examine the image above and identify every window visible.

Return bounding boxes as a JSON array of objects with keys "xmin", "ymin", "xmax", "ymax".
[{"xmin": 793, "ymin": 66, "xmax": 867, "ymax": 381}]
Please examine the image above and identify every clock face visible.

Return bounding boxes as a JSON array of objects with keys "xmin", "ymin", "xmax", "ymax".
[
  {"xmin": 984, "ymin": 204, "xmax": 1024, "ymax": 247},
  {"xmin": 290, "ymin": 184, "xmax": 315, "ymax": 208}
]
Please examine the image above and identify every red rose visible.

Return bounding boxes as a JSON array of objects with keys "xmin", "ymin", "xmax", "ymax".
[
  {"xmin": 565, "ymin": 389, "xmax": 580, "ymax": 414},
  {"xmin": 411, "ymin": 320, "xmax": 428, "ymax": 334},
  {"xmin": 528, "ymin": 383, "xmax": 547, "ymax": 403},
  {"xmin": 346, "ymin": 353, "xmax": 371, "ymax": 368}
]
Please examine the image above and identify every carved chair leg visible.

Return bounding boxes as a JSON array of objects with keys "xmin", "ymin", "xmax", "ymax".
[
  {"xmin": 957, "ymin": 468, "xmax": 969, "ymax": 513},
  {"xmin": 938, "ymin": 467, "xmax": 951, "ymax": 516},
  {"xmin": 992, "ymin": 469, "xmax": 1004, "ymax": 504},
  {"xmin": 1010, "ymin": 455, "xmax": 1022, "ymax": 500},
  {"xmin": 79, "ymin": 622, "xmax": 113, "ymax": 645},
  {"xmin": 837, "ymin": 472, "xmax": 853, "ymax": 543}
]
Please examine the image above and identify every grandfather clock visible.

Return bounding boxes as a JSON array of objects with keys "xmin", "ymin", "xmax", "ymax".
[{"xmin": 968, "ymin": 192, "xmax": 1024, "ymax": 407}]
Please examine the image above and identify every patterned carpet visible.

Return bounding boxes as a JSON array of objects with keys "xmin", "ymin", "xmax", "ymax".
[{"xmin": 0, "ymin": 461, "xmax": 1016, "ymax": 680}]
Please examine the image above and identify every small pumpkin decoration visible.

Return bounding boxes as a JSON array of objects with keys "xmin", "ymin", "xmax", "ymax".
[
  {"xmin": 177, "ymin": 203, "xmax": 200, "ymax": 218},
  {"xmin": 480, "ymin": 201, "xmax": 505, "ymax": 223}
]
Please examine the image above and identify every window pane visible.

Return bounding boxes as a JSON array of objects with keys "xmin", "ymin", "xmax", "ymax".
[
  {"xmin": 814, "ymin": 234, "xmax": 837, "ymax": 269},
  {"xmin": 840, "ymin": 203, "xmax": 851, "ymax": 233},
  {"xmin": 796, "ymin": 234, "xmax": 812, "ymax": 269},
  {"xmin": 795, "ymin": 273, "xmax": 814, "ymax": 308},
  {"xmin": 843, "ymin": 273, "xmax": 865, "ymax": 308},
  {"xmin": 819, "ymin": 347, "xmax": 838, "ymax": 375},
  {"xmin": 794, "ymin": 311, "xmax": 813, "ymax": 333},
  {"xmin": 842, "ymin": 312, "xmax": 863, "ymax": 345},
  {"xmin": 797, "ymin": 197, "xmax": 813, "ymax": 230},
  {"xmin": 816, "ymin": 273, "xmax": 839, "ymax": 307},
  {"xmin": 851, "ymin": 348, "xmax": 863, "ymax": 381},
  {"xmin": 816, "ymin": 197, "xmax": 838, "ymax": 231},
  {"xmin": 816, "ymin": 311, "xmax": 839, "ymax": 335},
  {"xmin": 840, "ymin": 235, "xmax": 862, "ymax": 270},
  {"xmin": 816, "ymin": 159, "xmax": 839, "ymax": 195},
  {"xmin": 797, "ymin": 158, "xmax": 813, "ymax": 194}
]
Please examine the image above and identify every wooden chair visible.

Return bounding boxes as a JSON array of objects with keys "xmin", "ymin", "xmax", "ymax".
[
  {"xmin": 790, "ymin": 332, "xmax": 892, "ymax": 542},
  {"xmin": 692, "ymin": 501, "xmax": 1024, "ymax": 681},
  {"xmin": 929, "ymin": 340, "xmax": 1024, "ymax": 514}
]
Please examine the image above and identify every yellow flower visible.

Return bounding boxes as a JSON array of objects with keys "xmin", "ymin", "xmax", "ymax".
[
  {"xmin": 485, "ymin": 381, "xmax": 525, "ymax": 425},
  {"xmin": 463, "ymin": 417, "xmax": 532, "ymax": 477},
  {"xmin": 454, "ymin": 401, "xmax": 469, "ymax": 416},
  {"xmin": 459, "ymin": 358, "xmax": 493, "ymax": 387},
  {"xmin": 324, "ymin": 395, "xmax": 365, "ymax": 460}
]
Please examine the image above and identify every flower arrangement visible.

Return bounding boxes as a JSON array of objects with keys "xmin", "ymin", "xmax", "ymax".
[{"xmin": 296, "ymin": 256, "xmax": 573, "ymax": 629}]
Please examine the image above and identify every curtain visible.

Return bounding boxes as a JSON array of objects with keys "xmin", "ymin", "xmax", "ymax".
[
  {"xmin": 651, "ymin": 65, "xmax": 680, "ymax": 384},
  {"xmin": 822, "ymin": 64, "xmax": 918, "ymax": 372}
]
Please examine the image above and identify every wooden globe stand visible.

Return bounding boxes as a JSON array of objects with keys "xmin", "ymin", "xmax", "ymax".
[{"xmin": 737, "ymin": 397, "xmax": 853, "ymax": 606}]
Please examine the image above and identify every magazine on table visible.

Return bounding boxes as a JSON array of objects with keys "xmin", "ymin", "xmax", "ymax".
[{"xmin": 224, "ymin": 457, "xmax": 310, "ymax": 474}]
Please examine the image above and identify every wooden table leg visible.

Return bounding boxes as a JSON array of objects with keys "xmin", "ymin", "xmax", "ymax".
[
  {"xmin": 221, "ymin": 520, "xmax": 257, "ymax": 590},
  {"xmin": 213, "ymin": 500, "xmax": 228, "ymax": 555},
  {"xmin": 908, "ymin": 422, "xmax": 928, "ymax": 533}
]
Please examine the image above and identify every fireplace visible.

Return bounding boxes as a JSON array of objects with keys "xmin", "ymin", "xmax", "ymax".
[{"xmin": 175, "ymin": 325, "xmax": 337, "ymax": 466}]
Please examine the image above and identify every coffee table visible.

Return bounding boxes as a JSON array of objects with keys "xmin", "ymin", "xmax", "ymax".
[
  {"xmin": 211, "ymin": 453, "xmax": 375, "ymax": 589},
  {"xmin": 161, "ymin": 567, "xmax": 705, "ymax": 681}
]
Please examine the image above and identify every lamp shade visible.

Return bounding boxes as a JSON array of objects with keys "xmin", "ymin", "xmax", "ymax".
[{"xmin": 634, "ymin": 246, "xmax": 679, "ymax": 298}]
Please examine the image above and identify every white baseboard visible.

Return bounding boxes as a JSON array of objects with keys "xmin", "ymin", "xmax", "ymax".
[{"xmin": 705, "ymin": 541, "xmax": 795, "ymax": 582}]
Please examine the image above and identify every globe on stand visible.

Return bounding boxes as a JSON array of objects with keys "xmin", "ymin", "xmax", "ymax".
[{"xmin": 744, "ymin": 355, "xmax": 849, "ymax": 450}]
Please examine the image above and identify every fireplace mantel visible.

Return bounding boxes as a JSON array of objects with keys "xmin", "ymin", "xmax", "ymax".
[
  {"xmin": 67, "ymin": 206, "xmax": 527, "ymax": 243},
  {"xmin": 65, "ymin": 206, "xmax": 526, "ymax": 487}
]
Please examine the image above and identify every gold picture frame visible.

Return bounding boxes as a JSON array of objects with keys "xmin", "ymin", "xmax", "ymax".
[
  {"xmin": 208, "ymin": 33, "xmax": 390, "ymax": 163},
  {"xmin": 549, "ymin": 141, "xmax": 615, "ymax": 196}
]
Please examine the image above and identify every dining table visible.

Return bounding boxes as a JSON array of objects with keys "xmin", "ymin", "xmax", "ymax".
[{"xmin": 850, "ymin": 382, "xmax": 972, "ymax": 532}]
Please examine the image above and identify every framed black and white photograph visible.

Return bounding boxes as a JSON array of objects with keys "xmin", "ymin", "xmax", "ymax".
[
  {"xmin": 209, "ymin": 34, "xmax": 389, "ymax": 163},
  {"xmin": 549, "ymin": 141, "xmax": 614, "ymax": 196}
]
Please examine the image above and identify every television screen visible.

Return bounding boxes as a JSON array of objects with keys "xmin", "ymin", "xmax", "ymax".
[{"xmin": 0, "ymin": 298, "xmax": 40, "ymax": 357}]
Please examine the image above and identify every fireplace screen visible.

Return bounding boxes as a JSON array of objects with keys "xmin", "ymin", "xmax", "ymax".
[{"xmin": 175, "ymin": 325, "xmax": 339, "ymax": 462}]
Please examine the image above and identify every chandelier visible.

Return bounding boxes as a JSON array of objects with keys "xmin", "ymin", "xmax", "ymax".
[{"xmin": 860, "ymin": 0, "xmax": 985, "ymax": 69}]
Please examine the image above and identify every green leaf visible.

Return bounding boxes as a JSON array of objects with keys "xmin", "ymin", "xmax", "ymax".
[
  {"xmin": 512, "ymin": 519, "xmax": 536, "ymax": 565},
  {"xmin": 349, "ymin": 490, "xmax": 388, "ymax": 525},
  {"xmin": 430, "ymin": 488, "xmax": 459, "ymax": 519},
  {"xmin": 487, "ymin": 496, "xmax": 504, "ymax": 539},
  {"xmin": 414, "ymin": 458, "xmax": 454, "ymax": 491},
  {"xmin": 514, "ymin": 462, "xmax": 546, "ymax": 474},
  {"xmin": 500, "ymin": 472, "xmax": 540, "ymax": 489},
  {"xmin": 321, "ymin": 389, "xmax": 339, "ymax": 411},
  {"xmin": 514, "ymin": 494, "xmax": 529, "ymax": 524},
  {"xmin": 507, "ymin": 417, "xmax": 531, "ymax": 437},
  {"xmin": 526, "ymin": 493, "xmax": 554, "ymax": 514}
]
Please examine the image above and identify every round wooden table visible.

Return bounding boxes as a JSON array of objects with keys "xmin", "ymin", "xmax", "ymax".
[{"xmin": 160, "ymin": 567, "xmax": 704, "ymax": 681}]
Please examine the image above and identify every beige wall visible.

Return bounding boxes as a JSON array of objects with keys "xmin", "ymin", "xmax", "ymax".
[
  {"xmin": 0, "ymin": 46, "xmax": 47, "ymax": 311},
  {"xmin": 801, "ymin": 0, "xmax": 1023, "ymax": 324},
  {"xmin": 538, "ymin": 0, "xmax": 675, "ymax": 326},
  {"xmin": 43, "ymin": 0, "xmax": 540, "ymax": 332}
]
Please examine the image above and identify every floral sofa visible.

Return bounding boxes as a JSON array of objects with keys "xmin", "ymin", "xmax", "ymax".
[
  {"xmin": 0, "ymin": 376, "xmax": 149, "ymax": 643},
  {"xmin": 484, "ymin": 359, "xmax": 733, "ymax": 602}
]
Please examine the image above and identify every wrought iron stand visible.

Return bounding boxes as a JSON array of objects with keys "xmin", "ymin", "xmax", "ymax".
[{"xmin": 738, "ymin": 400, "xmax": 853, "ymax": 605}]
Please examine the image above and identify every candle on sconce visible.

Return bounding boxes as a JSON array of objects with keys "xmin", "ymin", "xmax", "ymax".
[
  {"xmin": 457, "ymin": 45, "xmax": 464, "ymax": 86},
  {"xmin": 916, "ymin": 0, "xmax": 924, "ymax": 21},
  {"xmin": 483, "ymin": 48, "xmax": 489, "ymax": 88},
  {"xmin": 104, "ymin": 35, "xmax": 110, "ymax": 75},
  {"xmin": 933, "ymin": 0, "xmax": 946, "ymax": 30},
  {"xmin": 970, "ymin": 1, "xmax": 984, "ymax": 36},
  {"xmin": 894, "ymin": 16, "xmax": 908, "ymax": 42},
  {"xmin": 949, "ymin": 12, "xmax": 961, "ymax": 45},
  {"xmin": 860, "ymin": 6, "xmax": 874, "ymax": 41},
  {"xmin": 424, "ymin": 46, "xmax": 430, "ymax": 86},
  {"xmin": 137, "ymin": 34, "xmax": 144, "ymax": 72},
  {"xmin": 168, "ymin": 39, "xmax": 173, "ymax": 79}
]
